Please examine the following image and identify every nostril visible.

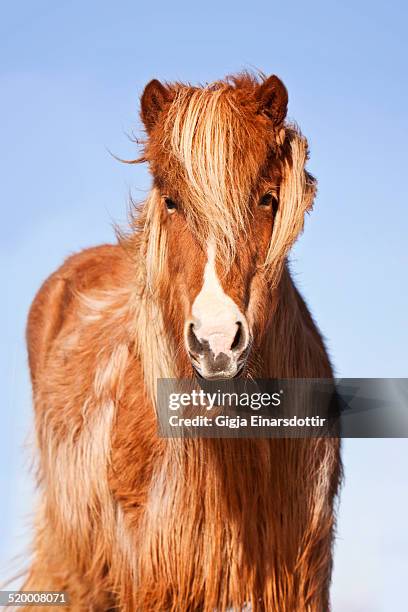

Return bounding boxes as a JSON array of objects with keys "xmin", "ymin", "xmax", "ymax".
[
  {"xmin": 231, "ymin": 322, "xmax": 245, "ymax": 352},
  {"xmin": 187, "ymin": 322, "xmax": 203, "ymax": 354}
]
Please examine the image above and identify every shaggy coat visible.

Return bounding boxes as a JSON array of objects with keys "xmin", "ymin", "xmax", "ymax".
[{"xmin": 23, "ymin": 73, "xmax": 341, "ymax": 611}]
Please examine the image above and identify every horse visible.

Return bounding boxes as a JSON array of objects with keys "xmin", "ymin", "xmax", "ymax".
[{"xmin": 23, "ymin": 72, "xmax": 342, "ymax": 611}]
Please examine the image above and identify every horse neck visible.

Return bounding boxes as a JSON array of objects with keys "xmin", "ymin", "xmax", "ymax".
[{"xmin": 260, "ymin": 265, "xmax": 333, "ymax": 378}]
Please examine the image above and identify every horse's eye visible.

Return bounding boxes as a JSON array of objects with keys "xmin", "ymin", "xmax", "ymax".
[
  {"xmin": 259, "ymin": 193, "xmax": 278, "ymax": 212},
  {"xmin": 164, "ymin": 197, "xmax": 178, "ymax": 213}
]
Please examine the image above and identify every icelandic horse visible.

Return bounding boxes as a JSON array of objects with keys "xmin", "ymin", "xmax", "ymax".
[{"xmin": 23, "ymin": 73, "xmax": 341, "ymax": 611}]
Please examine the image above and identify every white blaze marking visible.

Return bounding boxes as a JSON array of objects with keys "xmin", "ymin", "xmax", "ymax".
[{"xmin": 191, "ymin": 242, "xmax": 244, "ymax": 358}]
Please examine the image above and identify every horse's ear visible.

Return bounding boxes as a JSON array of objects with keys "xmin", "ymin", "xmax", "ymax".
[
  {"xmin": 140, "ymin": 79, "xmax": 172, "ymax": 133},
  {"xmin": 256, "ymin": 75, "xmax": 288, "ymax": 128}
]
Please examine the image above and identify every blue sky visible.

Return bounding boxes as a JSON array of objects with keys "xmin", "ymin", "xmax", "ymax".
[{"xmin": 1, "ymin": 1, "xmax": 407, "ymax": 609}]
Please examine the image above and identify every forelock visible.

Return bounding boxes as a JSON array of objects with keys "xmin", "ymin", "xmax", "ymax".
[{"xmin": 163, "ymin": 81, "xmax": 271, "ymax": 262}]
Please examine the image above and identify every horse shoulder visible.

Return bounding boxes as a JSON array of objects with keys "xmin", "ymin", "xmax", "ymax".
[{"xmin": 26, "ymin": 243, "xmax": 126, "ymax": 387}]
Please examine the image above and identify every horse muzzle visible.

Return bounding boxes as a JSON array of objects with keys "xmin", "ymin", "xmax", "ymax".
[{"xmin": 185, "ymin": 319, "xmax": 249, "ymax": 380}]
